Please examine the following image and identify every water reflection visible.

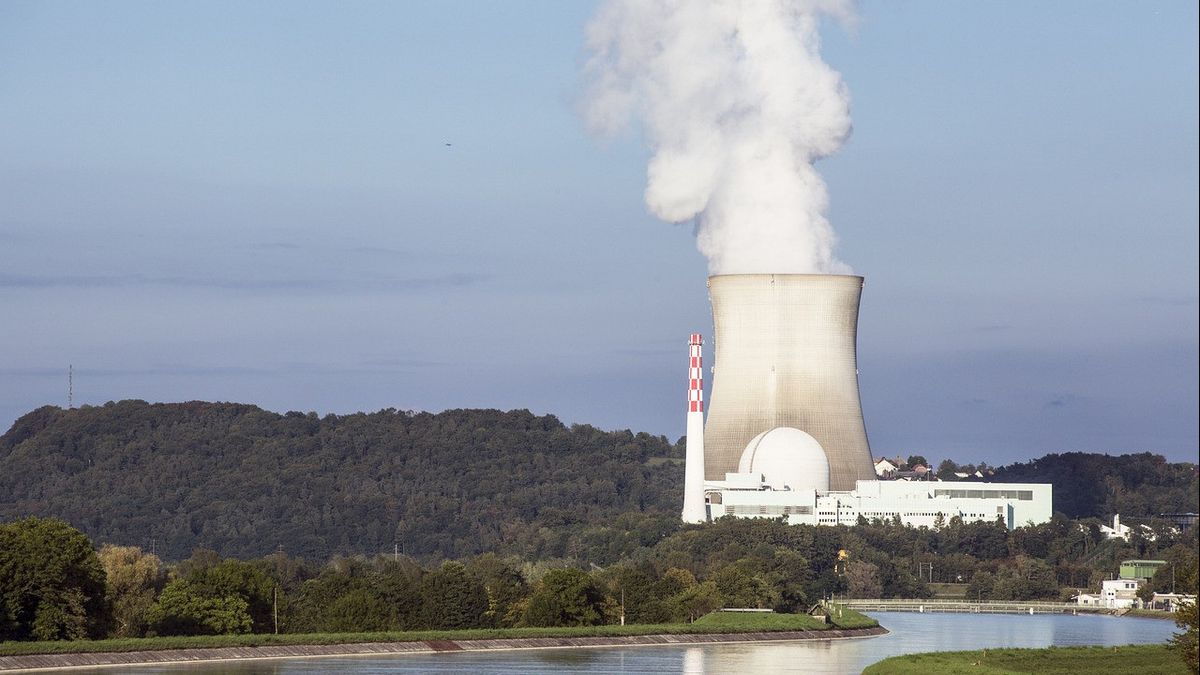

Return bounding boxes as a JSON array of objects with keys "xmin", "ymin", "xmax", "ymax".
[{"xmin": 48, "ymin": 613, "xmax": 1178, "ymax": 675}]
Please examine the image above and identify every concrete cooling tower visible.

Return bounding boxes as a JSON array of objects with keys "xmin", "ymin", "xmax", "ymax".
[{"xmin": 703, "ymin": 274, "xmax": 875, "ymax": 491}]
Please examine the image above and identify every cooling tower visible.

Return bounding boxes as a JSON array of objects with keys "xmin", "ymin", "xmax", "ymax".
[{"xmin": 703, "ymin": 274, "xmax": 875, "ymax": 491}]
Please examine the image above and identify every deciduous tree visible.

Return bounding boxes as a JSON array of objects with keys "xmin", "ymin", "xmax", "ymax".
[
  {"xmin": 522, "ymin": 568, "xmax": 610, "ymax": 627},
  {"xmin": 0, "ymin": 517, "xmax": 108, "ymax": 641},
  {"xmin": 98, "ymin": 545, "xmax": 164, "ymax": 637}
]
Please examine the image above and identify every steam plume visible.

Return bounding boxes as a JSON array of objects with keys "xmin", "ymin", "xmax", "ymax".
[{"xmin": 583, "ymin": 0, "xmax": 855, "ymax": 275}]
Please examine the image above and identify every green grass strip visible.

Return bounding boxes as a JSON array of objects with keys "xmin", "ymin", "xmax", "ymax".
[
  {"xmin": 0, "ymin": 608, "xmax": 877, "ymax": 657},
  {"xmin": 863, "ymin": 644, "xmax": 1186, "ymax": 675}
]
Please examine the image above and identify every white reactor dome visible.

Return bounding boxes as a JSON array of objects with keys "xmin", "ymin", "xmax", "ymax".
[{"xmin": 737, "ymin": 427, "xmax": 829, "ymax": 492}]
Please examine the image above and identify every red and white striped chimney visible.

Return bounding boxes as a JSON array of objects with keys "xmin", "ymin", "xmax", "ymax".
[
  {"xmin": 687, "ymin": 333, "xmax": 704, "ymax": 413},
  {"xmin": 681, "ymin": 333, "xmax": 707, "ymax": 523}
]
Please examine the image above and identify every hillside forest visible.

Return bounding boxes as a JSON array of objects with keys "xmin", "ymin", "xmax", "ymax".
[
  {"xmin": 0, "ymin": 401, "xmax": 1197, "ymax": 647},
  {"xmin": 1, "ymin": 401, "xmax": 1195, "ymax": 563}
]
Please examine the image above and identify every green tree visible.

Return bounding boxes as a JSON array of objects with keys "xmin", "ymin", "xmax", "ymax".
[
  {"xmin": 146, "ymin": 580, "xmax": 252, "ymax": 636},
  {"xmin": 671, "ymin": 580, "xmax": 722, "ymax": 622},
  {"xmin": 712, "ymin": 564, "xmax": 779, "ymax": 609},
  {"xmin": 966, "ymin": 570, "xmax": 995, "ymax": 601},
  {"xmin": 522, "ymin": 568, "xmax": 610, "ymax": 627},
  {"xmin": 196, "ymin": 560, "xmax": 276, "ymax": 632},
  {"xmin": 98, "ymin": 545, "xmax": 164, "ymax": 638},
  {"xmin": 289, "ymin": 567, "xmax": 363, "ymax": 633},
  {"xmin": 0, "ymin": 517, "xmax": 108, "ymax": 641},
  {"xmin": 465, "ymin": 553, "xmax": 528, "ymax": 628},
  {"xmin": 145, "ymin": 553, "xmax": 275, "ymax": 636},
  {"xmin": 906, "ymin": 455, "xmax": 928, "ymax": 468},
  {"xmin": 322, "ymin": 588, "xmax": 392, "ymax": 633},
  {"xmin": 374, "ymin": 557, "xmax": 424, "ymax": 631},
  {"xmin": 605, "ymin": 564, "xmax": 661, "ymax": 624},
  {"xmin": 844, "ymin": 560, "xmax": 882, "ymax": 599},
  {"xmin": 1173, "ymin": 599, "xmax": 1198, "ymax": 673},
  {"xmin": 420, "ymin": 561, "xmax": 488, "ymax": 629},
  {"xmin": 1170, "ymin": 548, "xmax": 1199, "ymax": 674}
]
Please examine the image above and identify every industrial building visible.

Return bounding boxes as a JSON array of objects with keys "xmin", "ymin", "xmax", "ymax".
[
  {"xmin": 681, "ymin": 274, "xmax": 1053, "ymax": 529},
  {"xmin": 705, "ymin": 473, "xmax": 1053, "ymax": 529}
]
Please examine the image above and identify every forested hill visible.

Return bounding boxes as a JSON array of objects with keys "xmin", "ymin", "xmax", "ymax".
[
  {"xmin": 0, "ymin": 401, "xmax": 684, "ymax": 562},
  {"xmin": 2, "ymin": 402, "xmax": 1195, "ymax": 564},
  {"xmin": 989, "ymin": 452, "xmax": 1198, "ymax": 521}
]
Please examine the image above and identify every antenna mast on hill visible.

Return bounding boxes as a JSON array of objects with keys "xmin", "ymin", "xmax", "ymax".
[{"xmin": 68, "ymin": 364, "xmax": 73, "ymax": 409}]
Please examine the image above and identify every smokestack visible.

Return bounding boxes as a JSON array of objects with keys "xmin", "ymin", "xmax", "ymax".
[
  {"xmin": 681, "ymin": 333, "xmax": 707, "ymax": 523},
  {"xmin": 703, "ymin": 274, "xmax": 874, "ymax": 491}
]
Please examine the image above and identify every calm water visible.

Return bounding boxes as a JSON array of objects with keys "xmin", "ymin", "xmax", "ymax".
[{"xmin": 56, "ymin": 613, "xmax": 1179, "ymax": 674}]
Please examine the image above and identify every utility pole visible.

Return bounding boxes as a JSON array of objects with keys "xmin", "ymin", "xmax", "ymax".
[
  {"xmin": 394, "ymin": 543, "xmax": 399, "ymax": 562},
  {"xmin": 273, "ymin": 585, "xmax": 279, "ymax": 634},
  {"xmin": 917, "ymin": 561, "xmax": 934, "ymax": 584}
]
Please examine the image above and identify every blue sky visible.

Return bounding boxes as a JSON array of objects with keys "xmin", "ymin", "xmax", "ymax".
[{"xmin": 1, "ymin": 1, "xmax": 1196, "ymax": 464}]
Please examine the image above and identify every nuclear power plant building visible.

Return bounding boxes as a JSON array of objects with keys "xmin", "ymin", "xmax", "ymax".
[
  {"xmin": 680, "ymin": 274, "xmax": 1053, "ymax": 530},
  {"xmin": 703, "ymin": 274, "xmax": 875, "ymax": 490}
]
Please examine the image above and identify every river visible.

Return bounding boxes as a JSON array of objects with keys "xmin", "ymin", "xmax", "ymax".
[{"xmin": 49, "ymin": 612, "xmax": 1179, "ymax": 674}]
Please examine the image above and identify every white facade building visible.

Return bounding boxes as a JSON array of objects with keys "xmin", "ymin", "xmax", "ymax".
[
  {"xmin": 1100, "ymin": 578, "xmax": 1142, "ymax": 609},
  {"xmin": 704, "ymin": 475, "xmax": 1052, "ymax": 530}
]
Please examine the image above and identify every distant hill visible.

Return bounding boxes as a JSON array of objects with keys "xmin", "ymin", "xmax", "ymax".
[
  {"xmin": 0, "ymin": 401, "xmax": 684, "ymax": 561},
  {"xmin": 1, "ymin": 401, "xmax": 1194, "ymax": 563},
  {"xmin": 990, "ymin": 451, "xmax": 1197, "ymax": 520}
]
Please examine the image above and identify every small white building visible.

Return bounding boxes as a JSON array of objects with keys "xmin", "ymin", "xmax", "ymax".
[
  {"xmin": 1150, "ymin": 593, "xmax": 1197, "ymax": 612},
  {"xmin": 874, "ymin": 458, "xmax": 898, "ymax": 477},
  {"xmin": 1099, "ymin": 514, "xmax": 1132, "ymax": 541},
  {"xmin": 1100, "ymin": 578, "xmax": 1142, "ymax": 609}
]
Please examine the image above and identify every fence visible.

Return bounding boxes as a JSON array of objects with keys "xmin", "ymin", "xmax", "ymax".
[{"xmin": 841, "ymin": 599, "xmax": 1099, "ymax": 615}]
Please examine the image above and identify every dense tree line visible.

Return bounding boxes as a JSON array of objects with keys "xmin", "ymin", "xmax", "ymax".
[
  {"xmin": 3, "ymin": 512, "xmax": 1196, "ymax": 643},
  {"xmin": 991, "ymin": 451, "xmax": 1198, "ymax": 520},
  {"xmin": 1, "ymin": 402, "xmax": 1194, "ymax": 564}
]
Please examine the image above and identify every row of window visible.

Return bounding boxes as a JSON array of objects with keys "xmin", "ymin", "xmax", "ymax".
[
  {"xmin": 724, "ymin": 505, "xmax": 1008, "ymax": 520},
  {"xmin": 933, "ymin": 489, "xmax": 1034, "ymax": 501},
  {"xmin": 725, "ymin": 505, "xmax": 814, "ymax": 516}
]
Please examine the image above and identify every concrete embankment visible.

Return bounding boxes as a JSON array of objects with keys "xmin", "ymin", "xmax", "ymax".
[
  {"xmin": 843, "ymin": 599, "xmax": 1132, "ymax": 615},
  {"xmin": 0, "ymin": 627, "xmax": 887, "ymax": 672}
]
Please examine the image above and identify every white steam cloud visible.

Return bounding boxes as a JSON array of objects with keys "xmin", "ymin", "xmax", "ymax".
[{"xmin": 583, "ymin": 0, "xmax": 855, "ymax": 275}]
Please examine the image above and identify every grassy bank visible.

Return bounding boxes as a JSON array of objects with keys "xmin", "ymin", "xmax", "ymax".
[
  {"xmin": 692, "ymin": 606, "xmax": 877, "ymax": 630},
  {"xmin": 863, "ymin": 644, "xmax": 1186, "ymax": 674},
  {"xmin": 0, "ymin": 607, "xmax": 878, "ymax": 657},
  {"xmin": 1122, "ymin": 608, "xmax": 1180, "ymax": 620}
]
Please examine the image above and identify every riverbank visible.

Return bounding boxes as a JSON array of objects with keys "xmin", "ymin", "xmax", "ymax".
[
  {"xmin": 862, "ymin": 644, "xmax": 1186, "ymax": 674},
  {"xmin": 0, "ymin": 610, "xmax": 884, "ymax": 672},
  {"xmin": 0, "ymin": 627, "xmax": 887, "ymax": 672}
]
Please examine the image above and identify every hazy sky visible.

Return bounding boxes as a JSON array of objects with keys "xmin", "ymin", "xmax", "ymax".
[{"xmin": 2, "ymin": 1, "xmax": 1196, "ymax": 465}]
